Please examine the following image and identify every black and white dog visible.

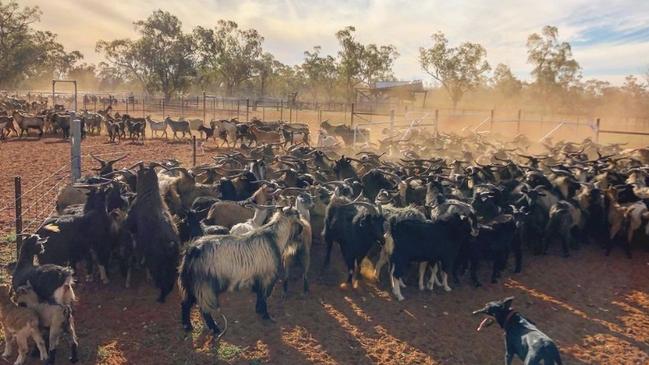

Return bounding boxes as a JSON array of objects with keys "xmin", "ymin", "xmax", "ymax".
[{"xmin": 473, "ymin": 297, "xmax": 562, "ymax": 365}]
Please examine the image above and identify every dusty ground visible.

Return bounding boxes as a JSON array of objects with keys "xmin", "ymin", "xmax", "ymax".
[{"xmin": 1, "ymin": 135, "xmax": 649, "ymax": 364}]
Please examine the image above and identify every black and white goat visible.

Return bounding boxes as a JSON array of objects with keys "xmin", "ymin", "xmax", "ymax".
[
  {"xmin": 178, "ymin": 207, "xmax": 305, "ymax": 338},
  {"xmin": 12, "ymin": 235, "xmax": 76, "ymax": 306}
]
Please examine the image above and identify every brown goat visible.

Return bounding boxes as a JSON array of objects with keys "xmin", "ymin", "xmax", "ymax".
[
  {"xmin": 0, "ymin": 285, "xmax": 48, "ymax": 365},
  {"xmin": 15, "ymin": 283, "xmax": 79, "ymax": 364},
  {"xmin": 250, "ymin": 126, "xmax": 282, "ymax": 145}
]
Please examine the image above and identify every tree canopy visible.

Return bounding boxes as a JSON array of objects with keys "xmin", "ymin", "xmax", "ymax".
[
  {"xmin": 0, "ymin": 1, "xmax": 82, "ymax": 88},
  {"xmin": 419, "ymin": 31, "xmax": 490, "ymax": 108}
]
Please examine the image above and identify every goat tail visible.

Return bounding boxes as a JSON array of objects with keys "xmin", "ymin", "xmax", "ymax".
[{"xmin": 53, "ymin": 275, "xmax": 76, "ymax": 305}]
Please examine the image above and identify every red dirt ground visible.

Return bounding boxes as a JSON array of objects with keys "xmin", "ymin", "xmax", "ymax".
[{"xmin": 1, "ymin": 135, "xmax": 649, "ymax": 364}]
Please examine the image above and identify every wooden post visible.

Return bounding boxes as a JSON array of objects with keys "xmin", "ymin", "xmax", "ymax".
[
  {"xmin": 126, "ymin": 97, "xmax": 129, "ymax": 114},
  {"xmin": 517, "ymin": 109, "xmax": 522, "ymax": 133},
  {"xmin": 83, "ymin": 95, "xmax": 86, "ymax": 111},
  {"xmin": 237, "ymin": 100, "xmax": 240, "ymax": 119},
  {"xmin": 246, "ymin": 99, "xmax": 250, "ymax": 121},
  {"xmin": 70, "ymin": 116, "xmax": 81, "ymax": 181},
  {"xmin": 202, "ymin": 92, "xmax": 207, "ymax": 123},
  {"xmin": 14, "ymin": 176, "xmax": 22, "ymax": 256},
  {"xmin": 192, "ymin": 136, "xmax": 197, "ymax": 166},
  {"xmin": 596, "ymin": 118, "xmax": 601, "ymax": 143},
  {"xmin": 280, "ymin": 100, "xmax": 284, "ymax": 120},
  {"xmin": 162, "ymin": 99, "xmax": 165, "ymax": 118},
  {"xmin": 490, "ymin": 109, "xmax": 494, "ymax": 131},
  {"xmin": 181, "ymin": 95, "xmax": 184, "ymax": 118},
  {"xmin": 350, "ymin": 103, "xmax": 355, "ymax": 126},
  {"xmin": 435, "ymin": 109, "xmax": 439, "ymax": 134}
]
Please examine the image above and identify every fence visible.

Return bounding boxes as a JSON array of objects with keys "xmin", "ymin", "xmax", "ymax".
[{"xmin": 8, "ymin": 89, "xmax": 649, "ymax": 146}]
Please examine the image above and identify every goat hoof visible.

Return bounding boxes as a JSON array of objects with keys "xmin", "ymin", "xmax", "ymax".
[
  {"xmin": 183, "ymin": 324, "xmax": 193, "ymax": 333},
  {"xmin": 352, "ymin": 280, "xmax": 360, "ymax": 289},
  {"xmin": 262, "ymin": 315, "xmax": 276, "ymax": 323},
  {"xmin": 339, "ymin": 282, "xmax": 350, "ymax": 290},
  {"xmin": 69, "ymin": 355, "xmax": 78, "ymax": 364},
  {"xmin": 443, "ymin": 286, "xmax": 452, "ymax": 292}
]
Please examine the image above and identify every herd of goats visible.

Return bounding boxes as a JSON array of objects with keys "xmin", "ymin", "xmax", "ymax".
[
  {"xmin": 1, "ymin": 95, "xmax": 648, "ymax": 364},
  {"xmin": 0, "ymin": 95, "xmax": 317, "ymax": 147}
]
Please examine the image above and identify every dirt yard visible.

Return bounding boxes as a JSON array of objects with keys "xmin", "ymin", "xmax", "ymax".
[{"xmin": 1, "ymin": 135, "xmax": 649, "ymax": 364}]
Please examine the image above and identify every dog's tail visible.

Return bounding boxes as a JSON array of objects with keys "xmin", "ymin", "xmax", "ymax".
[{"xmin": 546, "ymin": 342, "xmax": 562, "ymax": 365}]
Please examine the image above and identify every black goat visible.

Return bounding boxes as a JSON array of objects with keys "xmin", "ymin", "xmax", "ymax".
[
  {"xmin": 387, "ymin": 215, "xmax": 468, "ymax": 300},
  {"xmin": 38, "ymin": 185, "xmax": 114, "ymax": 284},
  {"xmin": 322, "ymin": 197, "xmax": 386, "ymax": 288},
  {"xmin": 12, "ymin": 235, "xmax": 76, "ymax": 306},
  {"xmin": 125, "ymin": 162, "xmax": 180, "ymax": 302}
]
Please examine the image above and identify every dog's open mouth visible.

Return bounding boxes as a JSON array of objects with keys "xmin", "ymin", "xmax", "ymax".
[{"xmin": 476, "ymin": 317, "xmax": 494, "ymax": 332}]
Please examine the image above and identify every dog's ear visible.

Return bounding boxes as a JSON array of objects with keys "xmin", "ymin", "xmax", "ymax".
[{"xmin": 503, "ymin": 296, "xmax": 515, "ymax": 309}]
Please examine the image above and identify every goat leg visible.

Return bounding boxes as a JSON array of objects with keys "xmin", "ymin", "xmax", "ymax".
[{"xmin": 201, "ymin": 312, "xmax": 221, "ymax": 336}]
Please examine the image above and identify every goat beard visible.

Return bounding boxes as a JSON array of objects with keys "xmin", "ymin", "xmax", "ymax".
[{"xmin": 476, "ymin": 317, "xmax": 494, "ymax": 332}]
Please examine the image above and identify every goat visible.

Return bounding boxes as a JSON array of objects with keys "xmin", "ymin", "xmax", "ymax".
[
  {"xmin": 198, "ymin": 125, "xmax": 215, "ymax": 141},
  {"xmin": 125, "ymin": 162, "xmax": 181, "ymax": 302},
  {"xmin": 146, "ymin": 116, "xmax": 168, "ymax": 139},
  {"xmin": 0, "ymin": 115, "xmax": 17, "ymax": 138},
  {"xmin": 38, "ymin": 185, "xmax": 114, "ymax": 285},
  {"xmin": 210, "ymin": 119, "xmax": 237, "ymax": 147},
  {"xmin": 322, "ymin": 197, "xmax": 386, "ymax": 289},
  {"xmin": 90, "ymin": 154, "xmax": 128, "ymax": 176},
  {"xmin": 15, "ymin": 283, "xmax": 79, "ymax": 365},
  {"xmin": 386, "ymin": 215, "xmax": 468, "ymax": 301},
  {"xmin": 230, "ymin": 203, "xmax": 271, "ymax": 236},
  {"xmin": 11, "ymin": 235, "xmax": 76, "ymax": 306},
  {"xmin": 164, "ymin": 117, "xmax": 191, "ymax": 139},
  {"xmin": 203, "ymin": 185, "xmax": 274, "ymax": 228},
  {"xmin": 0, "ymin": 285, "xmax": 49, "ymax": 365},
  {"xmin": 178, "ymin": 207, "xmax": 305, "ymax": 337},
  {"xmin": 13, "ymin": 111, "xmax": 44, "ymax": 138}
]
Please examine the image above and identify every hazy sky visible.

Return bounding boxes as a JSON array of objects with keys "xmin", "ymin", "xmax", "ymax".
[{"xmin": 21, "ymin": 0, "xmax": 649, "ymax": 85}]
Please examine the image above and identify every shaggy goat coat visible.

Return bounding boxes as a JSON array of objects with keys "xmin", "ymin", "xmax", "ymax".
[
  {"xmin": 126, "ymin": 166, "xmax": 180, "ymax": 302},
  {"xmin": 178, "ymin": 209, "xmax": 303, "ymax": 328}
]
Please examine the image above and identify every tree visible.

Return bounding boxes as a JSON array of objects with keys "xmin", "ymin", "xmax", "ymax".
[
  {"xmin": 335, "ymin": 26, "xmax": 399, "ymax": 102},
  {"xmin": 491, "ymin": 64, "xmax": 522, "ymax": 98},
  {"xmin": 67, "ymin": 63, "xmax": 99, "ymax": 90},
  {"xmin": 97, "ymin": 10, "xmax": 195, "ymax": 99},
  {"xmin": 194, "ymin": 20, "xmax": 264, "ymax": 96},
  {"xmin": 335, "ymin": 26, "xmax": 364, "ymax": 101},
  {"xmin": 255, "ymin": 52, "xmax": 282, "ymax": 97},
  {"xmin": 302, "ymin": 46, "xmax": 338, "ymax": 101},
  {"xmin": 360, "ymin": 44, "xmax": 399, "ymax": 85},
  {"xmin": 526, "ymin": 26, "xmax": 581, "ymax": 100},
  {"xmin": 0, "ymin": 1, "xmax": 82, "ymax": 87},
  {"xmin": 419, "ymin": 32, "xmax": 490, "ymax": 108}
]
